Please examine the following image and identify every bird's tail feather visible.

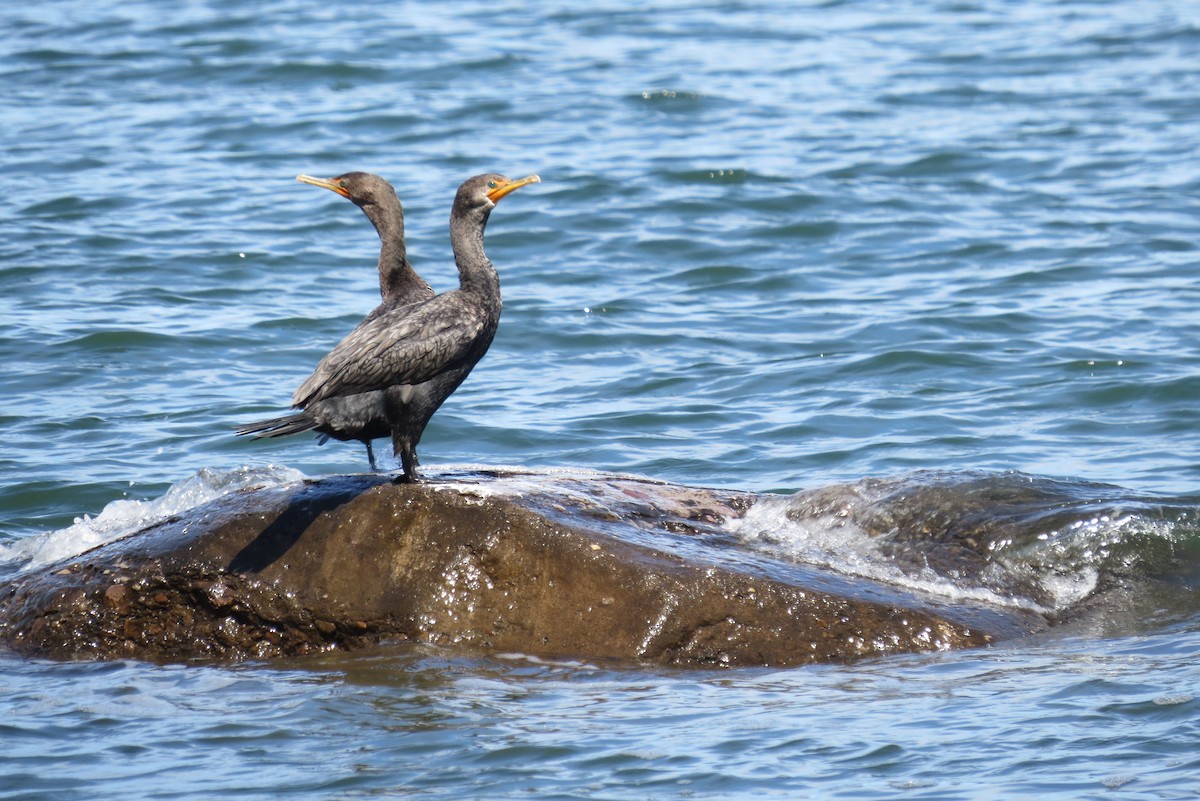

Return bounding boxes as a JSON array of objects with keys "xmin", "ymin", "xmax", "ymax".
[{"xmin": 235, "ymin": 412, "xmax": 317, "ymax": 439}]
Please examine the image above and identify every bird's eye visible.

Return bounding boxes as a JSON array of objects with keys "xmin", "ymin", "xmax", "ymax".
[
  {"xmin": 339, "ymin": 180, "xmax": 348, "ymax": 188},
  {"xmin": 488, "ymin": 180, "xmax": 497, "ymax": 189}
]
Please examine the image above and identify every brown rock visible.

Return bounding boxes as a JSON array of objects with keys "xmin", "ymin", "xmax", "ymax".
[
  {"xmin": 0, "ymin": 470, "xmax": 1045, "ymax": 665},
  {"xmin": 103, "ymin": 583, "xmax": 132, "ymax": 614}
]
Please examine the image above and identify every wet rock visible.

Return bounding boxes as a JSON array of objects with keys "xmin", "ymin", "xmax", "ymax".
[
  {"xmin": 102, "ymin": 583, "xmax": 132, "ymax": 614},
  {"xmin": 0, "ymin": 470, "xmax": 1045, "ymax": 666}
]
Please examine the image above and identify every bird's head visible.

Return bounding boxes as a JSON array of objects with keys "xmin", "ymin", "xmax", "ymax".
[
  {"xmin": 456, "ymin": 173, "xmax": 541, "ymax": 212},
  {"xmin": 296, "ymin": 172, "xmax": 398, "ymax": 211}
]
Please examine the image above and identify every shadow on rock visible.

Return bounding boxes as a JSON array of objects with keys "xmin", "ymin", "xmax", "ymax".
[{"xmin": 228, "ymin": 475, "xmax": 390, "ymax": 573}]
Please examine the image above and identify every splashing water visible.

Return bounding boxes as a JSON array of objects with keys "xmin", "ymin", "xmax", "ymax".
[
  {"xmin": 0, "ymin": 465, "xmax": 306, "ymax": 577},
  {"xmin": 728, "ymin": 471, "xmax": 1198, "ymax": 618}
]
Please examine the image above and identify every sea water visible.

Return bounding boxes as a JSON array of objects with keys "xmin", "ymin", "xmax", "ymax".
[{"xmin": 2, "ymin": 1, "xmax": 1199, "ymax": 798}]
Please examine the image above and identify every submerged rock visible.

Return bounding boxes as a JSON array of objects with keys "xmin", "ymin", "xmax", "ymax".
[{"xmin": 0, "ymin": 469, "xmax": 1046, "ymax": 666}]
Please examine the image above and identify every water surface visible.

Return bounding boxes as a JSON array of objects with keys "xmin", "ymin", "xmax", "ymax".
[{"xmin": 2, "ymin": 0, "xmax": 1199, "ymax": 798}]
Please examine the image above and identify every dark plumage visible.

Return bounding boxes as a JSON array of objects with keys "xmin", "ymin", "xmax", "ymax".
[
  {"xmin": 252, "ymin": 172, "xmax": 539, "ymax": 482},
  {"xmin": 237, "ymin": 172, "xmax": 433, "ymax": 470}
]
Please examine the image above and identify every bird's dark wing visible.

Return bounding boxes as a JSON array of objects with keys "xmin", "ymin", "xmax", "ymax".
[{"xmin": 292, "ymin": 294, "xmax": 487, "ymax": 407}]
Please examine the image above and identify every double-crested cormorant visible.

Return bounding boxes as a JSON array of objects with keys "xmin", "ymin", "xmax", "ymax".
[
  {"xmin": 276, "ymin": 172, "xmax": 538, "ymax": 482},
  {"xmin": 237, "ymin": 172, "xmax": 433, "ymax": 470}
]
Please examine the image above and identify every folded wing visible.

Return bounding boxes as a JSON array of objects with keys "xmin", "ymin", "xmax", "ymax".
[{"xmin": 292, "ymin": 293, "xmax": 486, "ymax": 408}]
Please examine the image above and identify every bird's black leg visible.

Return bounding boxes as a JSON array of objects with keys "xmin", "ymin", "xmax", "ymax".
[
  {"xmin": 365, "ymin": 441, "xmax": 378, "ymax": 472},
  {"xmin": 394, "ymin": 441, "xmax": 420, "ymax": 483}
]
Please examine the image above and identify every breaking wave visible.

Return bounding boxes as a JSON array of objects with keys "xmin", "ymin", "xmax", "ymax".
[
  {"xmin": 728, "ymin": 470, "xmax": 1200, "ymax": 620},
  {"xmin": 0, "ymin": 465, "xmax": 306, "ymax": 578}
]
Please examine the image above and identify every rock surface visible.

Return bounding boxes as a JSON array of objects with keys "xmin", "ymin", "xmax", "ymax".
[{"xmin": 0, "ymin": 469, "xmax": 1045, "ymax": 666}]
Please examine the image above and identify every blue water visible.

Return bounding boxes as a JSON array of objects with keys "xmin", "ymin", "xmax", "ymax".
[{"xmin": 3, "ymin": 0, "xmax": 1200, "ymax": 798}]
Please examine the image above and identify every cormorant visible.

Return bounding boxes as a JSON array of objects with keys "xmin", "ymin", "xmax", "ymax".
[
  {"xmin": 237, "ymin": 172, "xmax": 433, "ymax": 470},
  {"xmin": 259, "ymin": 172, "xmax": 539, "ymax": 482}
]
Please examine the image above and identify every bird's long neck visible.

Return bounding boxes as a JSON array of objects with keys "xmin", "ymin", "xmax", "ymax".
[
  {"xmin": 364, "ymin": 197, "xmax": 431, "ymax": 302},
  {"xmin": 450, "ymin": 204, "xmax": 500, "ymax": 302}
]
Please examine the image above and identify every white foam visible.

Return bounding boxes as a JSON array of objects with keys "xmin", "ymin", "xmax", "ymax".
[
  {"xmin": 728, "ymin": 493, "xmax": 879, "ymax": 574},
  {"xmin": 426, "ymin": 462, "xmax": 663, "ymax": 502},
  {"xmin": 493, "ymin": 652, "xmax": 599, "ymax": 670},
  {"xmin": 0, "ymin": 464, "xmax": 306, "ymax": 576},
  {"xmin": 725, "ymin": 494, "xmax": 1051, "ymax": 613},
  {"xmin": 727, "ymin": 489, "xmax": 1182, "ymax": 615}
]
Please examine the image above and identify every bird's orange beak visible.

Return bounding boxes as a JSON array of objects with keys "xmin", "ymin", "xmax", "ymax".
[
  {"xmin": 487, "ymin": 174, "xmax": 540, "ymax": 204},
  {"xmin": 297, "ymin": 174, "xmax": 352, "ymax": 199}
]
